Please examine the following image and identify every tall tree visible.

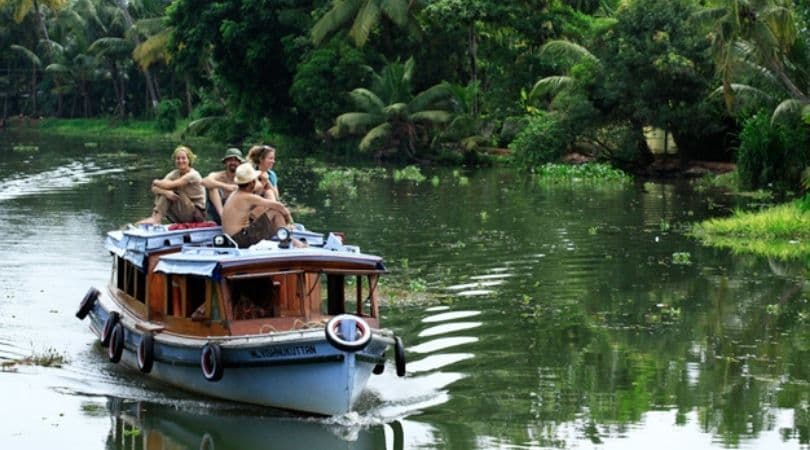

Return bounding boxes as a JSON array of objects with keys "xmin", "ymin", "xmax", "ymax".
[
  {"xmin": 311, "ymin": 0, "xmax": 415, "ymax": 48},
  {"xmin": 329, "ymin": 57, "xmax": 453, "ymax": 159}
]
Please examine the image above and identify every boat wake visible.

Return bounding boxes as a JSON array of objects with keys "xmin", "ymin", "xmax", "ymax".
[{"xmin": 0, "ymin": 159, "xmax": 124, "ymax": 202}]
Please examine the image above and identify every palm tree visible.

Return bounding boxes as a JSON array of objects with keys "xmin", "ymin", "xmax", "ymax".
[
  {"xmin": 329, "ymin": 57, "xmax": 453, "ymax": 159},
  {"xmin": 696, "ymin": 0, "xmax": 807, "ymax": 112},
  {"xmin": 0, "ymin": 0, "xmax": 68, "ymax": 53},
  {"xmin": 529, "ymin": 40, "xmax": 601, "ymax": 102},
  {"xmin": 9, "ymin": 44, "xmax": 41, "ymax": 115},
  {"xmin": 311, "ymin": 0, "xmax": 416, "ymax": 48}
]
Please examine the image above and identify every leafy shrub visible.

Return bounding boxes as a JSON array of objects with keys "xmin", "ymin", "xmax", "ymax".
[
  {"xmin": 509, "ymin": 112, "xmax": 571, "ymax": 168},
  {"xmin": 155, "ymin": 99, "xmax": 183, "ymax": 132},
  {"xmin": 737, "ymin": 112, "xmax": 810, "ymax": 191}
]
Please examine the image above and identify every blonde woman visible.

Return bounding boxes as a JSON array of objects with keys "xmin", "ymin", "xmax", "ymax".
[{"xmin": 137, "ymin": 145, "xmax": 206, "ymax": 224}]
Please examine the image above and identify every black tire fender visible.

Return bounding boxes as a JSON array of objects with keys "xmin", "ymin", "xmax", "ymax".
[
  {"xmin": 100, "ymin": 311, "xmax": 120, "ymax": 348},
  {"xmin": 108, "ymin": 323, "xmax": 125, "ymax": 363},
  {"xmin": 76, "ymin": 287, "xmax": 100, "ymax": 320},
  {"xmin": 137, "ymin": 333, "xmax": 155, "ymax": 373},
  {"xmin": 394, "ymin": 336, "xmax": 406, "ymax": 377},
  {"xmin": 324, "ymin": 314, "xmax": 372, "ymax": 352},
  {"xmin": 201, "ymin": 343, "xmax": 224, "ymax": 382}
]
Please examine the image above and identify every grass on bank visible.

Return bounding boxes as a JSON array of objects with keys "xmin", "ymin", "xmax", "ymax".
[
  {"xmin": 691, "ymin": 196, "xmax": 810, "ymax": 261},
  {"xmin": 37, "ymin": 118, "xmax": 177, "ymax": 140}
]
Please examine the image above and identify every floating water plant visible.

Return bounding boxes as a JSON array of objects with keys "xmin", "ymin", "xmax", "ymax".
[
  {"xmin": 534, "ymin": 163, "xmax": 631, "ymax": 185},
  {"xmin": 393, "ymin": 165, "xmax": 426, "ymax": 183},
  {"xmin": 672, "ymin": 252, "xmax": 692, "ymax": 265}
]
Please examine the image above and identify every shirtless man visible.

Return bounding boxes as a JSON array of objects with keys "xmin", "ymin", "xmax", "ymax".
[
  {"xmin": 204, "ymin": 148, "xmax": 243, "ymax": 224},
  {"xmin": 222, "ymin": 163, "xmax": 293, "ymax": 248},
  {"xmin": 137, "ymin": 145, "xmax": 206, "ymax": 224}
]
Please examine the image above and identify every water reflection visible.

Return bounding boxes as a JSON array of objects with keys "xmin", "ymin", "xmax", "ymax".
[
  {"xmin": 103, "ymin": 398, "xmax": 386, "ymax": 450},
  {"xmin": 1, "ymin": 131, "xmax": 809, "ymax": 449}
]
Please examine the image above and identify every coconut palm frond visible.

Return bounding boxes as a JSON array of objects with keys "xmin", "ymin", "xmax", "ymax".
[
  {"xmin": 311, "ymin": 0, "xmax": 364, "ymax": 45},
  {"xmin": 410, "ymin": 110, "xmax": 452, "ymax": 124},
  {"xmin": 380, "ymin": 0, "xmax": 409, "ymax": 27},
  {"xmin": 132, "ymin": 17, "xmax": 167, "ymax": 37},
  {"xmin": 184, "ymin": 116, "xmax": 225, "ymax": 136},
  {"xmin": 348, "ymin": 88, "xmax": 385, "ymax": 113},
  {"xmin": 737, "ymin": 59, "xmax": 780, "ymax": 87},
  {"xmin": 383, "ymin": 102, "xmax": 408, "ymax": 118},
  {"xmin": 10, "ymin": 44, "xmax": 41, "ymax": 67},
  {"xmin": 352, "ymin": 2, "xmax": 381, "ymax": 46},
  {"xmin": 334, "ymin": 112, "xmax": 382, "ymax": 134},
  {"xmin": 801, "ymin": 166, "xmax": 810, "ymax": 191},
  {"xmin": 529, "ymin": 76, "xmax": 573, "ymax": 100},
  {"xmin": 133, "ymin": 28, "xmax": 171, "ymax": 70},
  {"xmin": 358, "ymin": 122, "xmax": 392, "ymax": 151},
  {"xmin": 88, "ymin": 37, "xmax": 133, "ymax": 57},
  {"xmin": 770, "ymin": 99, "xmax": 804, "ymax": 124},
  {"xmin": 44, "ymin": 63, "xmax": 71, "ymax": 74},
  {"xmin": 40, "ymin": 39, "xmax": 64, "ymax": 56},
  {"xmin": 410, "ymin": 83, "xmax": 453, "ymax": 113},
  {"xmin": 540, "ymin": 40, "xmax": 599, "ymax": 66},
  {"xmin": 710, "ymin": 83, "xmax": 773, "ymax": 102}
]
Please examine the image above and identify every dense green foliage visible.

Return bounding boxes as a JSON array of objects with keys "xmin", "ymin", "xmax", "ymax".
[{"xmin": 0, "ymin": 0, "xmax": 807, "ymax": 187}]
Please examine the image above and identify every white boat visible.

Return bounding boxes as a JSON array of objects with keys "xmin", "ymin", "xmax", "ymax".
[{"xmin": 76, "ymin": 224, "xmax": 406, "ymax": 415}]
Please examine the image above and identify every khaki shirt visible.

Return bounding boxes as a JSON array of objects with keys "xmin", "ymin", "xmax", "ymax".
[{"xmin": 164, "ymin": 169, "xmax": 205, "ymax": 209}]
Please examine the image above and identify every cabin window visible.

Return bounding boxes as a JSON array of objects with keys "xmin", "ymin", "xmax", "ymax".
[
  {"xmin": 227, "ymin": 277, "xmax": 278, "ymax": 320},
  {"xmin": 320, "ymin": 273, "xmax": 379, "ymax": 317},
  {"xmin": 114, "ymin": 256, "xmax": 146, "ymax": 303},
  {"xmin": 165, "ymin": 275, "xmax": 209, "ymax": 318}
]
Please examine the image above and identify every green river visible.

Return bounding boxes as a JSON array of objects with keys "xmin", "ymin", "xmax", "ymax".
[{"xmin": 0, "ymin": 131, "xmax": 807, "ymax": 449}]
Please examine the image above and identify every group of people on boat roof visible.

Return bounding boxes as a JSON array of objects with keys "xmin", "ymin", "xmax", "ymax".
[{"xmin": 136, "ymin": 144, "xmax": 302, "ymax": 248}]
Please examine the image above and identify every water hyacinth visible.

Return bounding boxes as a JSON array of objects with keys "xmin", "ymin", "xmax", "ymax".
[{"xmin": 533, "ymin": 163, "xmax": 632, "ymax": 185}]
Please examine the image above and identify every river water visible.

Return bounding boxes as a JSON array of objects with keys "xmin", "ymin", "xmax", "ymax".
[{"xmin": 0, "ymin": 131, "xmax": 807, "ymax": 449}]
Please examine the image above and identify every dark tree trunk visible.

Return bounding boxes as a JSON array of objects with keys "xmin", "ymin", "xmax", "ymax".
[
  {"xmin": 185, "ymin": 76, "xmax": 193, "ymax": 116},
  {"xmin": 30, "ymin": 62, "xmax": 37, "ymax": 116}
]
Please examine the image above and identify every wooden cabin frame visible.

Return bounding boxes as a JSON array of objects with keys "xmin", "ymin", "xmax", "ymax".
[{"xmin": 108, "ymin": 253, "xmax": 384, "ymax": 337}]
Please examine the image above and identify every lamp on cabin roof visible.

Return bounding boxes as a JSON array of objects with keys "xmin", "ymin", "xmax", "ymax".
[{"xmin": 275, "ymin": 227, "xmax": 291, "ymax": 249}]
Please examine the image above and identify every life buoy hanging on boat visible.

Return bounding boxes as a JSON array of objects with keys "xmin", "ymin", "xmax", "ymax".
[
  {"xmin": 100, "ymin": 311, "xmax": 120, "ymax": 348},
  {"xmin": 75, "ymin": 287, "xmax": 100, "ymax": 320},
  {"xmin": 394, "ymin": 336, "xmax": 406, "ymax": 377},
  {"xmin": 108, "ymin": 323, "xmax": 125, "ymax": 363},
  {"xmin": 137, "ymin": 333, "xmax": 155, "ymax": 373},
  {"xmin": 201, "ymin": 343, "xmax": 224, "ymax": 382},
  {"xmin": 324, "ymin": 314, "xmax": 372, "ymax": 352}
]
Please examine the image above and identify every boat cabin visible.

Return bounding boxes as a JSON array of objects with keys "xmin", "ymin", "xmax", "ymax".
[{"xmin": 106, "ymin": 226, "xmax": 386, "ymax": 337}]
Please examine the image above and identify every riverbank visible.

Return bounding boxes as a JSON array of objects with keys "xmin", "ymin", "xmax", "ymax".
[{"xmin": 3, "ymin": 117, "xmax": 193, "ymax": 141}]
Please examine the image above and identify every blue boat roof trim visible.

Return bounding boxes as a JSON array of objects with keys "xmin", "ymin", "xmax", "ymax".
[{"xmin": 154, "ymin": 243, "xmax": 384, "ymax": 277}]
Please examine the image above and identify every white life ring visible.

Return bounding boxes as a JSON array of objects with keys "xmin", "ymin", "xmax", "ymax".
[{"xmin": 324, "ymin": 314, "xmax": 372, "ymax": 352}]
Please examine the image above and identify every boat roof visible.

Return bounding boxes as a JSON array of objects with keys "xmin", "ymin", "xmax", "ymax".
[{"xmin": 105, "ymin": 224, "xmax": 385, "ymax": 278}]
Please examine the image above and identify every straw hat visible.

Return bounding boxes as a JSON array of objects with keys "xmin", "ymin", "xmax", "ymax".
[
  {"xmin": 221, "ymin": 147, "xmax": 245, "ymax": 162},
  {"xmin": 234, "ymin": 163, "xmax": 259, "ymax": 185}
]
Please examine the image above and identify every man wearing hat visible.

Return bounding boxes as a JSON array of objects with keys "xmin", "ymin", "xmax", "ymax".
[
  {"xmin": 222, "ymin": 163, "xmax": 293, "ymax": 248},
  {"xmin": 203, "ymin": 148, "xmax": 244, "ymax": 225}
]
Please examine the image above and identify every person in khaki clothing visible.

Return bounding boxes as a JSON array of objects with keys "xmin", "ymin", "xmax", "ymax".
[
  {"xmin": 222, "ymin": 163, "xmax": 293, "ymax": 248},
  {"xmin": 137, "ymin": 145, "xmax": 206, "ymax": 225}
]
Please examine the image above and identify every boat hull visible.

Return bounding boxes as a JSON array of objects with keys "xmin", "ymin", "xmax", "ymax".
[{"xmin": 87, "ymin": 301, "xmax": 388, "ymax": 416}]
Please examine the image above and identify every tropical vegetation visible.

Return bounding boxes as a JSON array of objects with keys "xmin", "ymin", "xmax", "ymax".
[{"xmin": 0, "ymin": 0, "xmax": 807, "ymax": 191}]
